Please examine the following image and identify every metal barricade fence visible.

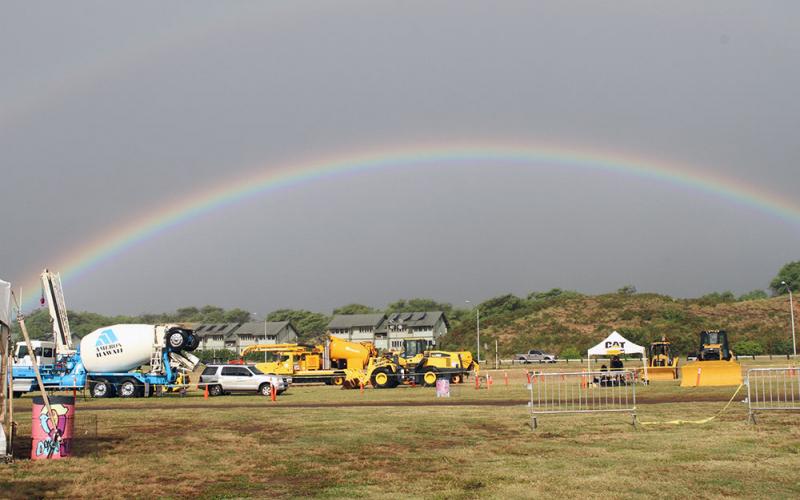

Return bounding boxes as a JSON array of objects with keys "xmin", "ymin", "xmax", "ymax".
[
  {"xmin": 528, "ymin": 369, "xmax": 637, "ymax": 429},
  {"xmin": 746, "ymin": 367, "xmax": 800, "ymax": 423}
]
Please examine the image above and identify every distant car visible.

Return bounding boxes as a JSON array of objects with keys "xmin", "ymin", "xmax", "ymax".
[
  {"xmin": 199, "ymin": 364, "xmax": 290, "ymax": 397},
  {"xmin": 515, "ymin": 350, "xmax": 557, "ymax": 364}
]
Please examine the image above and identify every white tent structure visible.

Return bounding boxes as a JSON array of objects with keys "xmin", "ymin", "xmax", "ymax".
[{"xmin": 587, "ymin": 331, "xmax": 647, "ymax": 380}]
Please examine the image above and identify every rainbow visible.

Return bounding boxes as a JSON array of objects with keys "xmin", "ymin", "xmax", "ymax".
[{"xmin": 16, "ymin": 141, "xmax": 800, "ymax": 310}]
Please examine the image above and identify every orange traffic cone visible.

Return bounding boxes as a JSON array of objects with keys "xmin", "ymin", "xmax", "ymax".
[
  {"xmin": 270, "ymin": 384, "xmax": 277, "ymax": 402},
  {"xmin": 504, "ymin": 371, "xmax": 509, "ymax": 386},
  {"xmin": 204, "ymin": 384, "xmax": 209, "ymax": 400}
]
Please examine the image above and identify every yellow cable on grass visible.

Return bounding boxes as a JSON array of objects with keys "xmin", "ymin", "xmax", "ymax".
[{"xmin": 639, "ymin": 384, "xmax": 744, "ymax": 426}]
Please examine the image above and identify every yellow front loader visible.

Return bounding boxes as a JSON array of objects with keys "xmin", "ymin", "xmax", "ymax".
[
  {"xmin": 680, "ymin": 330, "xmax": 742, "ymax": 387},
  {"xmin": 645, "ymin": 338, "xmax": 679, "ymax": 382},
  {"xmin": 344, "ymin": 339, "xmax": 478, "ymax": 389}
]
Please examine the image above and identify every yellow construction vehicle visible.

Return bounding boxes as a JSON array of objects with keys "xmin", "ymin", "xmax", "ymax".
[
  {"xmin": 644, "ymin": 337, "xmax": 679, "ymax": 381},
  {"xmin": 680, "ymin": 330, "xmax": 743, "ymax": 387},
  {"xmin": 345, "ymin": 339, "xmax": 478, "ymax": 389},
  {"xmin": 241, "ymin": 336, "xmax": 376, "ymax": 385}
]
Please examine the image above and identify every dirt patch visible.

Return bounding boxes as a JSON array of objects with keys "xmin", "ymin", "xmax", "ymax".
[{"xmin": 9, "ymin": 392, "xmax": 733, "ymax": 413}]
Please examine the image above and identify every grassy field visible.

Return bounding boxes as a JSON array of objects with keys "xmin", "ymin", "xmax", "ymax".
[{"xmin": 2, "ymin": 362, "xmax": 799, "ymax": 499}]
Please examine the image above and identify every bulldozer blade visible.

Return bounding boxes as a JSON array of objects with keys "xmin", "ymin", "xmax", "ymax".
[
  {"xmin": 680, "ymin": 360, "xmax": 743, "ymax": 387},
  {"xmin": 645, "ymin": 366, "xmax": 679, "ymax": 382}
]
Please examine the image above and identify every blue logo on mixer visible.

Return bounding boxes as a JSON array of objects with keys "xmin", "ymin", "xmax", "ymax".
[{"xmin": 95, "ymin": 329, "xmax": 119, "ymax": 347}]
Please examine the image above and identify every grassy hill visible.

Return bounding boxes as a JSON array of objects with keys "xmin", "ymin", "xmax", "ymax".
[{"xmin": 441, "ymin": 292, "xmax": 794, "ymax": 357}]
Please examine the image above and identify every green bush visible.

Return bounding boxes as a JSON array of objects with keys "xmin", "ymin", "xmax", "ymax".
[
  {"xmin": 733, "ymin": 340, "xmax": 764, "ymax": 356},
  {"xmin": 559, "ymin": 346, "xmax": 581, "ymax": 359}
]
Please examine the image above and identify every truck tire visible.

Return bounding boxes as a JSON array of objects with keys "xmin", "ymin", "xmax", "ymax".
[
  {"xmin": 208, "ymin": 384, "xmax": 223, "ymax": 397},
  {"xmin": 422, "ymin": 368, "xmax": 438, "ymax": 387},
  {"xmin": 186, "ymin": 334, "xmax": 200, "ymax": 351},
  {"xmin": 371, "ymin": 368, "xmax": 394, "ymax": 389},
  {"xmin": 90, "ymin": 379, "xmax": 114, "ymax": 398},
  {"xmin": 119, "ymin": 378, "xmax": 141, "ymax": 398},
  {"xmin": 167, "ymin": 329, "xmax": 187, "ymax": 350},
  {"xmin": 517, "ymin": 357, "xmax": 528, "ymax": 364},
  {"xmin": 259, "ymin": 383, "xmax": 273, "ymax": 396}
]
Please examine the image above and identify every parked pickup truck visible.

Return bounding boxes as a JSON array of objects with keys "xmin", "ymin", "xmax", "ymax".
[{"xmin": 515, "ymin": 350, "xmax": 557, "ymax": 363}]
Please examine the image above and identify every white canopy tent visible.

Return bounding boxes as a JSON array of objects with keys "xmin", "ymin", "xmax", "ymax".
[{"xmin": 587, "ymin": 331, "xmax": 647, "ymax": 380}]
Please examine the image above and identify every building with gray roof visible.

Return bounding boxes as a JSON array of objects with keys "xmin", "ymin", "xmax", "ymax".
[
  {"xmin": 327, "ymin": 312, "xmax": 448, "ymax": 350},
  {"xmin": 193, "ymin": 321, "xmax": 298, "ymax": 354}
]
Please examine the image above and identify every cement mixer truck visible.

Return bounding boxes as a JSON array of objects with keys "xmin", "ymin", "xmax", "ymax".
[
  {"xmin": 12, "ymin": 270, "xmax": 200, "ymax": 398},
  {"xmin": 240, "ymin": 335, "xmax": 377, "ymax": 385}
]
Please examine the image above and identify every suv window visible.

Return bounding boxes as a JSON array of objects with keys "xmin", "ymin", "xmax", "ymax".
[
  {"xmin": 222, "ymin": 367, "xmax": 252, "ymax": 376},
  {"xmin": 202, "ymin": 366, "xmax": 217, "ymax": 376}
]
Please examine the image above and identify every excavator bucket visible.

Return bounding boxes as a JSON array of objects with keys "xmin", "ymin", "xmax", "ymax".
[
  {"xmin": 680, "ymin": 360, "xmax": 742, "ymax": 387},
  {"xmin": 646, "ymin": 366, "xmax": 679, "ymax": 382}
]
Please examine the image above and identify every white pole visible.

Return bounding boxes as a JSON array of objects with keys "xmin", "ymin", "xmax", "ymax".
[
  {"xmin": 495, "ymin": 339, "xmax": 498, "ymax": 370},
  {"xmin": 782, "ymin": 281, "xmax": 797, "ymax": 357},
  {"xmin": 790, "ymin": 288, "xmax": 797, "ymax": 357}
]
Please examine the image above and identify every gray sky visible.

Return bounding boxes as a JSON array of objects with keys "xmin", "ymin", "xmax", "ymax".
[{"xmin": 2, "ymin": 1, "xmax": 799, "ymax": 315}]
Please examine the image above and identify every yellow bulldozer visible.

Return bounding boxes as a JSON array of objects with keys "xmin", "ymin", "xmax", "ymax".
[
  {"xmin": 644, "ymin": 337, "xmax": 679, "ymax": 381},
  {"xmin": 345, "ymin": 338, "xmax": 478, "ymax": 389},
  {"xmin": 240, "ymin": 336, "xmax": 377, "ymax": 385},
  {"xmin": 680, "ymin": 330, "xmax": 743, "ymax": 387}
]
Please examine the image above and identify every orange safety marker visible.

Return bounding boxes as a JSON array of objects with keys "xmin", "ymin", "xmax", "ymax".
[
  {"xmin": 475, "ymin": 376, "xmax": 480, "ymax": 389},
  {"xmin": 695, "ymin": 367, "xmax": 702, "ymax": 386},
  {"xmin": 526, "ymin": 372, "xmax": 532, "ymax": 384},
  {"xmin": 203, "ymin": 384, "xmax": 209, "ymax": 400},
  {"xmin": 581, "ymin": 370, "xmax": 587, "ymax": 389},
  {"xmin": 487, "ymin": 375, "xmax": 492, "ymax": 390},
  {"xmin": 504, "ymin": 371, "xmax": 509, "ymax": 386},
  {"xmin": 359, "ymin": 380, "xmax": 364, "ymax": 394},
  {"xmin": 270, "ymin": 384, "xmax": 277, "ymax": 402}
]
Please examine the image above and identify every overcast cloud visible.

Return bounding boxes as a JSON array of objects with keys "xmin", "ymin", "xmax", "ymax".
[{"xmin": 2, "ymin": 1, "xmax": 799, "ymax": 315}]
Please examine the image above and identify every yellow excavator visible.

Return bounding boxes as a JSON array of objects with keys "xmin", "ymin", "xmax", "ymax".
[
  {"xmin": 680, "ymin": 330, "xmax": 743, "ymax": 387},
  {"xmin": 644, "ymin": 337, "xmax": 679, "ymax": 381}
]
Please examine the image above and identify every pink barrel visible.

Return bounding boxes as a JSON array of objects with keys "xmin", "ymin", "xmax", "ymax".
[{"xmin": 31, "ymin": 395, "xmax": 75, "ymax": 460}]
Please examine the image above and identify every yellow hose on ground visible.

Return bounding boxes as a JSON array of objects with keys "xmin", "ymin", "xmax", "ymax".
[{"xmin": 639, "ymin": 384, "xmax": 744, "ymax": 426}]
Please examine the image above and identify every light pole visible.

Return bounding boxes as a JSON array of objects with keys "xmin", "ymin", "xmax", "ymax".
[
  {"xmin": 252, "ymin": 312, "xmax": 268, "ymax": 362},
  {"xmin": 781, "ymin": 281, "xmax": 796, "ymax": 357},
  {"xmin": 466, "ymin": 300, "xmax": 480, "ymax": 363}
]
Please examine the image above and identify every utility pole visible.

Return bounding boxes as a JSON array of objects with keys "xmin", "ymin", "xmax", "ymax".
[
  {"xmin": 466, "ymin": 300, "xmax": 480, "ymax": 363},
  {"xmin": 782, "ymin": 281, "xmax": 797, "ymax": 357}
]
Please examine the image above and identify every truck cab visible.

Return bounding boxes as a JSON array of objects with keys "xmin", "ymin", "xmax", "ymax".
[{"xmin": 13, "ymin": 340, "xmax": 56, "ymax": 368}]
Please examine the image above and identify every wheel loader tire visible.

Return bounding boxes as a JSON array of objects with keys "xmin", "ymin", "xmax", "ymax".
[
  {"xmin": 371, "ymin": 369, "xmax": 394, "ymax": 389},
  {"xmin": 423, "ymin": 369, "xmax": 438, "ymax": 387},
  {"xmin": 332, "ymin": 376, "xmax": 344, "ymax": 386},
  {"xmin": 450, "ymin": 374, "xmax": 463, "ymax": 384}
]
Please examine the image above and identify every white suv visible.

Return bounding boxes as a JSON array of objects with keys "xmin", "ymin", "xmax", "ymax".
[{"xmin": 199, "ymin": 364, "xmax": 289, "ymax": 397}]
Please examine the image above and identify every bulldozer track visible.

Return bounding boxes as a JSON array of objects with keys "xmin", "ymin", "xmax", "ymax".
[{"xmin": 12, "ymin": 393, "xmax": 734, "ymax": 412}]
